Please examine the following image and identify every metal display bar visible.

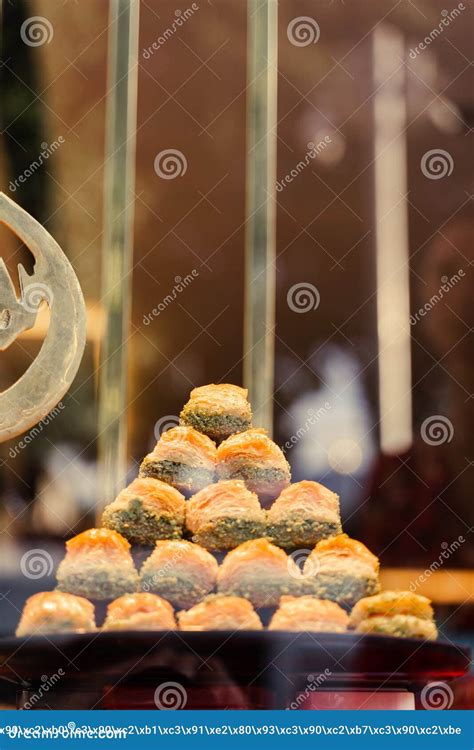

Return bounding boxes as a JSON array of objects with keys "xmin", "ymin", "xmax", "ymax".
[
  {"xmin": 372, "ymin": 25, "xmax": 412, "ymax": 454},
  {"xmin": 243, "ymin": 0, "xmax": 278, "ymax": 436},
  {"xmin": 97, "ymin": 0, "xmax": 140, "ymax": 511}
]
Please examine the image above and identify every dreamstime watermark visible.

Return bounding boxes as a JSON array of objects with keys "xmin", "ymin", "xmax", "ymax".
[
  {"xmin": 4, "ymin": 725, "xmax": 127, "ymax": 739},
  {"xmin": 143, "ymin": 270, "xmax": 199, "ymax": 325},
  {"xmin": 420, "ymin": 681, "xmax": 454, "ymax": 710},
  {"xmin": 410, "ymin": 269, "xmax": 465, "ymax": 325},
  {"xmin": 288, "ymin": 549, "xmax": 320, "ymax": 580},
  {"xmin": 3, "ymin": 725, "xmax": 127, "ymax": 740},
  {"xmin": 20, "ymin": 16, "xmax": 53, "ymax": 47},
  {"xmin": 420, "ymin": 415, "xmax": 454, "ymax": 445},
  {"xmin": 153, "ymin": 415, "xmax": 180, "ymax": 441},
  {"xmin": 154, "ymin": 149, "xmax": 188, "ymax": 179},
  {"xmin": 276, "ymin": 137, "xmax": 332, "ymax": 192},
  {"xmin": 154, "ymin": 681, "xmax": 187, "ymax": 710},
  {"xmin": 409, "ymin": 536, "xmax": 465, "ymax": 592},
  {"xmin": 409, "ymin": 4, "xmax": 466, "ymax": 59},
  {"xmin": 9, "ymin": 138, "xmax": 66, "ymax": 193},
  {"xmin": 142, "ymin": 546, "xmax": 187, "ymax": 592},
  {"xmin": 9, "ymin": 402, "xmax": 65, "ymax": 459},
  {"xmin": 283, "ymin": 403, "xmax": 331, "ymax": 451},
  {"xmin": 288, "ymin": 669, "xmax": 332, "ymax": 710},
  {"xmin": 142, "ymin": 4, "xmax": 199, "ymax": 59},
  {"xmin": 287, "ymin": 282, "xmax": 320, "ymax": 313},
  {"xmin": 420, "ymin": 149, "xmax": 454, "ymax": 179},
  {"xmin": 20, "ymin": 549, "xmax": 54, "ymax": 580},
  {"xmin": 22, "ymin": 670, "xmax": 65, "ymax": 710},
  {"xmin": 287, "ymin": 17, "xmax": 320, "ymax": 47},
  {"xmin": 22, "ymin": 282, "xmax": 54, "ymax": 313}
]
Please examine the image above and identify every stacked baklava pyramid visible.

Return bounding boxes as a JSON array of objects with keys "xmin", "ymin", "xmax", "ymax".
[{"xmin": 16, "ymin": 384, "xmax": 437, "ymax": 640}]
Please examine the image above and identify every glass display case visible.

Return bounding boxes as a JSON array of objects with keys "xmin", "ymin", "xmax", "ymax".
[{"xmin": 0, "ymin": 0, "xmax": 472, "ymax": 711}]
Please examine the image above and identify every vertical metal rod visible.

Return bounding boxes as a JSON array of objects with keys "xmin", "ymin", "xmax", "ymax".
[
  {"xmin": 244, "ymin": 0, "xmax": 278, "ymax": 435},
  {"xmin": 373, "ymin": 26, "xmax": 412, "ymax": 454},
  {"xmin": 97, "ymin": 0, "xmax": 140, "ymax": 511}
]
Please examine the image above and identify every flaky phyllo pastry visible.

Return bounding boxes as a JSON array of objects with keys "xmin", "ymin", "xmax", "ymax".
[
  {"xmin": 186, "ymin": 479, "xmax": 266, "ymax": 550},
  {"xmin": 56, "ymin": 528, "xmax": 139, "ymax": 600},
  {"xmin": 140, "ymin": 425, "xmax": 216, "ymax": 496},
  {"xmin": 180, "ymin": 383, "xmax": 252, "ymax": 442}
]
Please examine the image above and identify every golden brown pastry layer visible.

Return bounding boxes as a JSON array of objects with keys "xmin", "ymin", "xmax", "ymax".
[
  {"xmin": 302, "ymin": 534, "xmax": 380, "ymax": 608},
  {"xmin": 186, "ymin": 479, "xmax": 266, "ymax": 550},
  {"xmin": 102, "ymin": 592, "xmax": 177, "ymax": 631},
  {"xmin": 16, "ymin": 591, "xmax": 96, "ymax": 636},
  {"xmin": 178, "ymin": 594, "xmax": 263, "ymax": 630},
  {"xmin": 217, "ymin": 538, "xmax": 299, "ymax": 608},
  {"xmin": 267, "ymin": 481, "xmax": 342, "ymax": 549},
  {"xmin": 349, "ymin": 590, "xmax": 437, "ymax": 639},
  {"xmin": 102, "ymin": 477, "xmax": 185, "ymax": 545},
  {"xmin": 139, "ymin": 426, "xmax": 216, "ymax": 496},
  {"xmin": 354, "ymin": 614, "xmax": 437, "ymax": 640},
  {"xmin": 269, "ymin": 595, "xmax": 349, "ymax": 632},
  {"xmin": 140, "ymin": 540, "xmax": 218, "ymax": 609},
  {"xmin": 56, "ymin": 528, "xmax": 139, "ymax": 600},
  {"xmin": 180, "ymin": 384, "xmax": 252, "ymax": 442},
  {"xmin": 216, "ymin": 429, "xmax": 290, "ymax": 504}
]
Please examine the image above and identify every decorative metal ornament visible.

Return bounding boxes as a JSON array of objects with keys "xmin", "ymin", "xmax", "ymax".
[{"xmin": 0, "ymin": 193, "xmax": 86, "ymax": 442}]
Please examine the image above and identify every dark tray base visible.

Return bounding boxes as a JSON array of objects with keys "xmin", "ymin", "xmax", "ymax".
[{"xmin": 0, "ymin": 631, "xmax": 469, "ymax": 709}]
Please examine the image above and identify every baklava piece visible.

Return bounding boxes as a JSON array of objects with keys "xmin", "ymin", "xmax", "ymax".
[
  {"xmin": 178, "ymin": 594, "xmax": 263, "ymax": 631},
  {"xmin": 56, "ymin": 528, "xmax": 139, "ymax": 600},
  {"xmin": 185, "ymin": 479, "xmax": 266, "ymax": 551},
  {"xmin": 102, "ymin": 592, "xmax": 177, "ymax": 631},
  {"xmin": 216, "ymin": 428, "xmax": 290, "ymax": 504},
  {"xmin": 269, "ymin": 595, "xmax": 349, "ymax": 633},
  {"xmin": 102, "ymin": 477, "xmax": 185, "ymax": 545},
  {"xmin": 140, "ymin": 539, "xmax": 218, "ymax": 609},
  {"xmin": 217, "ymin": 538, "xmax": 299, "ymax": 608},
  {"xmin": 139, "ymin": 426, "xmax": 216, "ymax": 497},
  {"xmin": 267, "ymin": 481, "xmax": 342, "ymax": 549},
  {"xmin": 180, "ymin": 383, "xmax": 252, "ymax": 442},
  {"xmin": 349, "ymin": 591, "xmax": 437, "ymax": 640},
  {"xmin": 16, "ymin": 591, "xmax": 96, "ymax": 636},
  {"xmin": 303, "ymin": 534, "xmax": 380, "ymax": 609}
]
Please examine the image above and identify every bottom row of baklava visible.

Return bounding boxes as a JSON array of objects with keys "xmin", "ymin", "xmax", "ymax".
[{"xmin": 16, "ymin": 589, "xmax": 438, "ymax": 640}]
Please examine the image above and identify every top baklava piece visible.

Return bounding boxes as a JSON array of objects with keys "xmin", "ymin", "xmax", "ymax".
[{"xmin": 180, "ymin": 384, "xmax": 252, "ymax": 443}]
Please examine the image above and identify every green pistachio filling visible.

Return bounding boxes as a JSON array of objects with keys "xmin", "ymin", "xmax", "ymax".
[
  {"xmin": 358, "ymin": 615, "xmax": 437, "ymax": 639},
  {"xmin": 140, "ymin": 570, "xmax": 210, "ymax": 609},
  {"xmin": 219, "ymin": 575, "xmax": 297, "ymax": 608},
  {"xmin": 102, "ymin": 498, "xmax": 183, "ymax": 545},
  {"xmin": 139, "ymin": 459, "xmax": 214, "ymax": 492},
  {"xmin": 180, "ymin": 410, "xmax": 250, "ymax": 440},
  {"xmin": 191, "ymin": 517, "xmax": 266, "ymax": 551},
  {"xmin": 266, "ymin": 518, "xmax": 342, "ymax": 550},
  {"xmin": 218, "ymin": 462, "xmax": 288, "ymax": 485},
  {"xmin": 57, "ymin": 568, "xmax": 138, "ymax": 601},
  {"xmin": 302, "ymin": 573, "xmax": 380, "ymax": 609}
]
